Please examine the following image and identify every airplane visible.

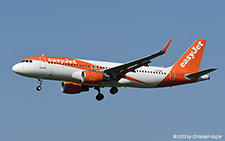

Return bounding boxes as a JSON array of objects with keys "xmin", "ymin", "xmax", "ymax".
[{"xmin": 12, "ymin": 39, "xmax": 217, "ymax": 101}]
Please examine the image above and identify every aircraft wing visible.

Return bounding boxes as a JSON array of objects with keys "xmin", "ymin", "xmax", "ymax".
[{"xmin": 103, "ymin": 39, "xmax": 172, "ymax": 80}]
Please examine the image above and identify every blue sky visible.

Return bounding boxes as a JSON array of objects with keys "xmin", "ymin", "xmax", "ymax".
[{"xmin": 1, "ymin": 0, "xmax": 224, "ymax": 140}]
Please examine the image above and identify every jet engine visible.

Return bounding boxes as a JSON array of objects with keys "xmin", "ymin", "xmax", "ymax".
[
  {"xmin": 61, "ymin": 81, "xmax": 89, "ymax": 94},
  {"xmin": 72, "ymin": 70, "xmax": 104, "ymax": 84}
]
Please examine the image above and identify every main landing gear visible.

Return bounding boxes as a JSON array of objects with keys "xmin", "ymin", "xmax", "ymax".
[
  {"xmin": 94, "ymin": 87, "xmax": 104, "ymax": 101},
  {"xmin": 110, "ymin": 87, "xmax": 118, "ymax": 95},
  {"xmin": 94, "ymin": 86, "xmax": 119, "ymax": 101},
  {"xmin": 36, "ymin": 78, "xmax": 43, "ymax": 91}
]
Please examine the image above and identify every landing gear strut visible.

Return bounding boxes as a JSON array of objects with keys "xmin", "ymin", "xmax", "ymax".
[
  {"xmin": 36, "ymin": 78, "xmax": 43, "ymax": 91},
  {"xmin": 94, "ymin": 87, "xmax": 104, "ymax": 101},
  {"xmin": 110, "ymin": 87, "xmax": 118, "ymax": 95}
]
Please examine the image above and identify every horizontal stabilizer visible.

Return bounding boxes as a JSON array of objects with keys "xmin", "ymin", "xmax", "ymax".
[{"xmin": 186, "ymin": 68, "xmax": 217, "ymax": 79}]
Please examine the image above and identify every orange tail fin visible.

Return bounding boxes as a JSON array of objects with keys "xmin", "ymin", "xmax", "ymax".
[{"xmin": 172, "ymin": 39, "xmax": 207, "ymax": 73}]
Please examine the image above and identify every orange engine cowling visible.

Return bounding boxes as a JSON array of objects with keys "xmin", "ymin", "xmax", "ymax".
[
  {"xmin": 81, "ymin": 71, "xmax": 103, "ymax": 84},
  {"xmin": 61, "ymin": 81, "xmax": 89, "ymax": 94}
]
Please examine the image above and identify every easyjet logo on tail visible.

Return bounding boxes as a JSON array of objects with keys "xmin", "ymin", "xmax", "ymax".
[{"xmin": 180, "ymin": 41, "xmax": 204, "ymax": 68}]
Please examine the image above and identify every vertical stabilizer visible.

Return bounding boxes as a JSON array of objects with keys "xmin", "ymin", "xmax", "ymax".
[{"xmin": 172, "ymin": 39, "xmax": 206, "ymax": 73}]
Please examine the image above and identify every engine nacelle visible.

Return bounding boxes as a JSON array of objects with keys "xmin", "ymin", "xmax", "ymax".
[
  {"xmin": 61, "ymin": 81, "xmax": 89, "ymax": 94},
  {"xmin": 197, "ymin": 74, "xmax": 210, "ymax": 82},
  {"xmin": 72, "ymin": 70, "xmax": 104, "ymax": 84},
  {"xmin": 81, "ymin": 71, "xmax": 103, "ymax": 84}
]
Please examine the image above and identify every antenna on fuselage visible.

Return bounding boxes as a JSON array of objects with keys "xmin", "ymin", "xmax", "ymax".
[{"xmin": 42, "ymin": 54, "xmax": 44, "ymax": 56}]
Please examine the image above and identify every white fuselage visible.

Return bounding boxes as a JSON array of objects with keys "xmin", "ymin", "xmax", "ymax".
[{"xmin": 12, "ymin": 59, "xmax": 171, "ymax": 88}]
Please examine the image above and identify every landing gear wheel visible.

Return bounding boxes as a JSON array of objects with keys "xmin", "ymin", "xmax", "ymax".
[
  {"xmin": 110, "ymin": 87, "xmax": 118, "ymax": 95},
  {"xmin": 36, "ymin": 86, "xmax": 42, "ymax": 91},
  {"xmin": 36, "ymin": 78, "xmax": 43, "ymax": 91},
  {"xmin": 96, "ymin": 93, "xmax": 104, "ymax": 101},
  {"xmin": 94, "ymin": 87, "xmax": 104, "ymax": 101}
]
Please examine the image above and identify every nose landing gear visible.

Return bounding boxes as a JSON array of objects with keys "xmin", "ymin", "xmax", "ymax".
[{"xmin": 36, "ymin": 78, "xmax": 43, "ymax": 91}]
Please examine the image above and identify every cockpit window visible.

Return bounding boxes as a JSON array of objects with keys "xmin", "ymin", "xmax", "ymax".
[{"xmin": 21, "ymin": 60, "xmax": 33, "ymax": 63}]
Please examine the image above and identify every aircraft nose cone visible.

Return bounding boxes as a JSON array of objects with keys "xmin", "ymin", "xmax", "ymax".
[
  {"xmin": 12, "ymin": 64, "xmax": 20, "ymax": 73},
  {"xmin": 12, "ymin": 64, "xmax": 18, "ymax": 72}
]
